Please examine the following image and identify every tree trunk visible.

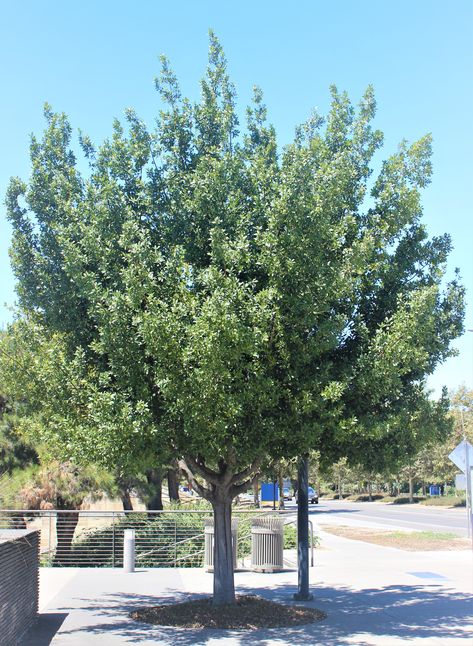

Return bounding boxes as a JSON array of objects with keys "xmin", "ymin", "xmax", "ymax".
[
  {"xmin": 422, "ymin": 481, "xmax": 426, "ymax": 497},
  {"xmin": 119, "ymin": 487, "xmax": 133, "ymax": 511},
  {"xmin": 177, "ymin": 455, "xmax": 262, "ymax": 606},
  {"xmin": 278, "ymin": 475, "xmax": 284, "ymax": 509},
  {"xmin": 408, "ymin": 476, "xmax": 414, "ymax": 503},
  {"xmin": 146, "ymin": 469, "xmax": 163, "ymax": 512},
  {"xmin": 338, "ymin": 475, "xmax": 342, "ymax": 499},
  {"xmin": 10, "ymin": 511, "xmax": 27, "ymax": 529},
  {"xmin": 115, "ymin": 475, "xmax": 134, "ymax": 511},
  {"xmin": 367, "ymin": 481, "xmax": 372, "ymax": 501},
  {"xmin": 252, "ymin": 477, "xmax": 259, "ymax": 508},
  {"xmin": 54, "ymin": 511, "xmax": 79, "ymax": 565},
  {"xmin": 167, "ymin": 463, "xmax": 180, "ymax": 503},
  {"xmin": 212, "ymin": 497, "xmax": 235, "ymax": 605}
]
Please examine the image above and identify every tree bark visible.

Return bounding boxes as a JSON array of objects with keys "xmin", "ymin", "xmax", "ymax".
[
  {"xmin": 146, "ymin": 469, "xmax": 163, "ymax": 511},
  {"xmin": 294, "ymin": 454, "xmax": 312, "ymax": 600},
  {"xmin": 10, "ymin": 511, "xmax": 27, "ymax": 529},
  {"xmin": 118, "ymin": 485, "xmax": 133, "ymax": 511},
  {"xmin": 212, "ymin": 497, "xmax": 235, "ymax": 605},
  {"xmin": 115, "ymin": 475, "xmax": 134, "ymax": 511},
  {"xmin": 278, "ymin": 475, "xmax": 284, "ymax": 509},
  {"xmin": 54, "ymin": 511, "xmax": 79, "ymax": 565},
  {"xmin": 178, "ymin": 455, "xmax": 261, "ymax": 606},
  {"xmin": 120, "ymin": 490, "xmax": 133, "ymax": 511},
  {"xmin": 167, "ymin": 463, "xmax": 180, "ymax": 503},
  {"xmin": 252, "ymin": 477, "xmax": 260, "ymax": 508},
  {"xmin": 408, "ymin": 476, "xmax": 414, "ymax": 503},
  {"xmin": 367, "ymin": 481, "xmax": 372, "ymax": 501}
]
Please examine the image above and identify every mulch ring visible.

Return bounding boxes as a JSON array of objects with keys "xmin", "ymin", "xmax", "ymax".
[{"xmin": 130, "ymin": 594, "xmax": 326, "ymax": 629}]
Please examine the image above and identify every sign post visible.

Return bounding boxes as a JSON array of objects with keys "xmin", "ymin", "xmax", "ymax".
[{"xmin": 449, "ymin": 439, "xmax": 473, "ymax": 547}]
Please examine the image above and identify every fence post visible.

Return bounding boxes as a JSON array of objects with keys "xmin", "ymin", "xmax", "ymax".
[
  {"xmin": 112, "ymin": 512, "xmax": 116, "ymax": 568},
  {"xmin": 48, "ymin": 512, "xmax": 52, "ymax": 566},
  {"xmin": 174, "ymin": 517, "xmax": 177, "ymax": 567}
]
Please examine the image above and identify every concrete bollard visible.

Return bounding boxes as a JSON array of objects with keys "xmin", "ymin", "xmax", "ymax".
[{"xmin": 123, "ymin": 528, "xmax": 135, "ymax": 572}]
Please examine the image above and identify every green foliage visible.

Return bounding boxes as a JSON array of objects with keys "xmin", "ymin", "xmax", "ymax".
[
  {"xmin": 63, "ymin": 513, "xmax": 207, "ymax": 568},
  {"xmin": 0, "ymin": 464, "xmax": 39, "ymax": 508},
  {"xmin": 57, "ymin": 513, "xmax": 316, "ymax": 568},
  {"xmin": 347, "ymin": 493, "xmax": 385, "ymax": 502},
  {"xmin": 0, "ymin": 33, "xmax": 464, "ymax": 500},
  {"xmin": 282, "ymin": 523, "xmax": 319, "ymax": 549},
  {"xmin": 391, "ymin": 495, "xmax": 426, "ymax": 504},
  {"xmin": 0, "ymin": 393, "xmax": 38, "ymax": 476}
]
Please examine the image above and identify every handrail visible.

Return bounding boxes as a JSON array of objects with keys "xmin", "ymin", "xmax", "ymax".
[
  {"xmin": 0, "ymin": 508, "xmax": 295, "ymax": 514},
  {"xmin": 0, "ymin": 508, "xmax": 314, "ymax": 569},
  {"xmin": 278, "ymin": 513, "xmax": 314, "ymax": 567}
]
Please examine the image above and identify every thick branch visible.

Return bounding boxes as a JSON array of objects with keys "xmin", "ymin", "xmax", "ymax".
[
  {"xmin": 178, "ymin": 459, "xmax": 214, "ymax": 501},
  {"xmin": 185, "ymin": 455, "xmax": 220, "ymax": 485},
  {"xmin": 230, "ymin": 457, "xmax": 263, "ymax": 486},
  {"xmin": 231, "ymin": 477, "xmax": 255, "ymax": 498}
]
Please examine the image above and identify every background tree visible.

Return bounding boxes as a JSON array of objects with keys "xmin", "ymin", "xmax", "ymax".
[
  {"xmin": 328, "ymin": 458, "xmax": 352, "ymax": 499},
  {"xmin": 419, "ymin": 386, "xmax": 473, "ymax": 489},
  {"xmin": 0, "ymin": 394, "xmax": 38, "ymax": 478},
  {"xmin": 18, "ymin": 460, "xmax": 104, "ymax": 564},
  {"xmin": 2, "ymin": 34, "xmax": 464, "ymax": 604}
]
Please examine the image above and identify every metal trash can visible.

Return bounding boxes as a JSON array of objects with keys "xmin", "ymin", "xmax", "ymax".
[
  {"xmin": 204, "ymin": 517, "xmax": 238, "ymax": 572},
  {"xmin": 251, "ymin": 515, "xmax": 284, "ymax": 572}
]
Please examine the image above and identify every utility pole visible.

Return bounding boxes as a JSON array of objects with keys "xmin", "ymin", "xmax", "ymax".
[{"xmin": 294, "ymin": 453, "xmax": 313, "ymax": 601}]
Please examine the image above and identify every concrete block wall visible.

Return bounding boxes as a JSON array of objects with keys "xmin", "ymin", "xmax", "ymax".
[{"xmin": 0, "ymin": 529, "xmax": 40, "ymax": 645}]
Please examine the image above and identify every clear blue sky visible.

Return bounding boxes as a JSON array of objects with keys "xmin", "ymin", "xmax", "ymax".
[{"xmin": 0, "ymin": 0, "xmax": 472, "ymax": 396}]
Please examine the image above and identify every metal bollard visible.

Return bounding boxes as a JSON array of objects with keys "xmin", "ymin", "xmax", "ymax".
[{"xmin": 123, "ymin": 528, "xmax": 135, "ymax": 572}]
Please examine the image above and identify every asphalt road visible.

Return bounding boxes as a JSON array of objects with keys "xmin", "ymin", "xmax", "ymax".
[{"xmin": 283, "ymin": 498, "xmax": 471, "ymax": 537}]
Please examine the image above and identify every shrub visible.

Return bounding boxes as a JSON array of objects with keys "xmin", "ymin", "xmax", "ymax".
[
  {"xmin": 420, "ymin": 496, "xmax": 465, "ymax": 507},
  {"xmin": 391, "ymin": 495, "xmax": 426, "ymax": 504},
  {"xmin": 347, "ymin": 493, "xmax": 385, "ymax": 502}
]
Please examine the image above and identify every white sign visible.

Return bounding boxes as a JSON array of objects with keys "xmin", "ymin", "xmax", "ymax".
[
  {"xmin": 448, "ymin": 440, "xmax": 473, "ymax": 474},
  {"xmin": 455, "ymin": 473, "xmax": 466, "ymax": 491}
]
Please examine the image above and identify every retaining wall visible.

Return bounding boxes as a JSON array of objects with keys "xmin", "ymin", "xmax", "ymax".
[{"xmin": 0, "ymin": 529, "xmax": 39, "ymax": 645}]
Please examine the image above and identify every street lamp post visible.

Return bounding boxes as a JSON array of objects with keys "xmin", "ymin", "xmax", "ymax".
[{"xmin": 294, "ymin": 453, "xmax": 313, "ymax": 601}]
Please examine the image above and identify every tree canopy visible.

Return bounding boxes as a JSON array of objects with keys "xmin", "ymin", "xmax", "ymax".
[{"xmin": 1, "ymin": 33, "xmax": 464, "ymax": 603}]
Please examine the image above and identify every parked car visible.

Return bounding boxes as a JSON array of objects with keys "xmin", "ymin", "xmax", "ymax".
[
  {"xmin": 308, "ymin": 487, "xmax": 319, "ymax": 504},
  {"xmin": 296, "ymin": 486, "xmax": 319, "ymax": 504},
  {"xmin": 282, "ymin": 488, "xmax": 293, "ymax": 501}
]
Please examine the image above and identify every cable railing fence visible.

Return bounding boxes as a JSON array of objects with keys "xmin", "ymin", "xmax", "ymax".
[{"xmin": 0, "ymin": 509, "xmax": 301, "ymax": 568}]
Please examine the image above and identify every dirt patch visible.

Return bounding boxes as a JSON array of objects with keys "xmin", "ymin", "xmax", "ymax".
[
  {"xmin": 130, "ymin": 594, "xmax": 326, "ymax": 629},
  {"xmin": 323, "ymin": 525, "xmax": 470, "ymax": 551}
]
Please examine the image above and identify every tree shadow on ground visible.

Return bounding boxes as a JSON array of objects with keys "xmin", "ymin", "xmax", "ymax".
[{"xmin": 39, "ymin": 581, "xmax": 473, "ymax": 645}]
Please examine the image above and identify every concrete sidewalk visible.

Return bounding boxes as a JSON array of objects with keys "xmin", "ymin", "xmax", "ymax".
[{"xmin": 24, "ymin": 529, "xmax": 473, "ymax": 645}]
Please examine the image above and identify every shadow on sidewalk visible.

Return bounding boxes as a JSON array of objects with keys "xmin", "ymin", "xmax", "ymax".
[
  {"xmin": 23, "ymin": 613, "xmax": 68, "ymax": 646},
  {"xmin": 25, "ymin": 580, "xmax": 473, "ymax": 645}
]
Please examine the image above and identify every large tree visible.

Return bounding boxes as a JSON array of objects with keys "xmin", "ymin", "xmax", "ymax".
[
  {"xmin": 0, "ymin": 393, "xmax": 38, "ymax": 477},
  {"xmin": 2, "ymin": 34, "xmax": 464, "ymax": 604}
]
